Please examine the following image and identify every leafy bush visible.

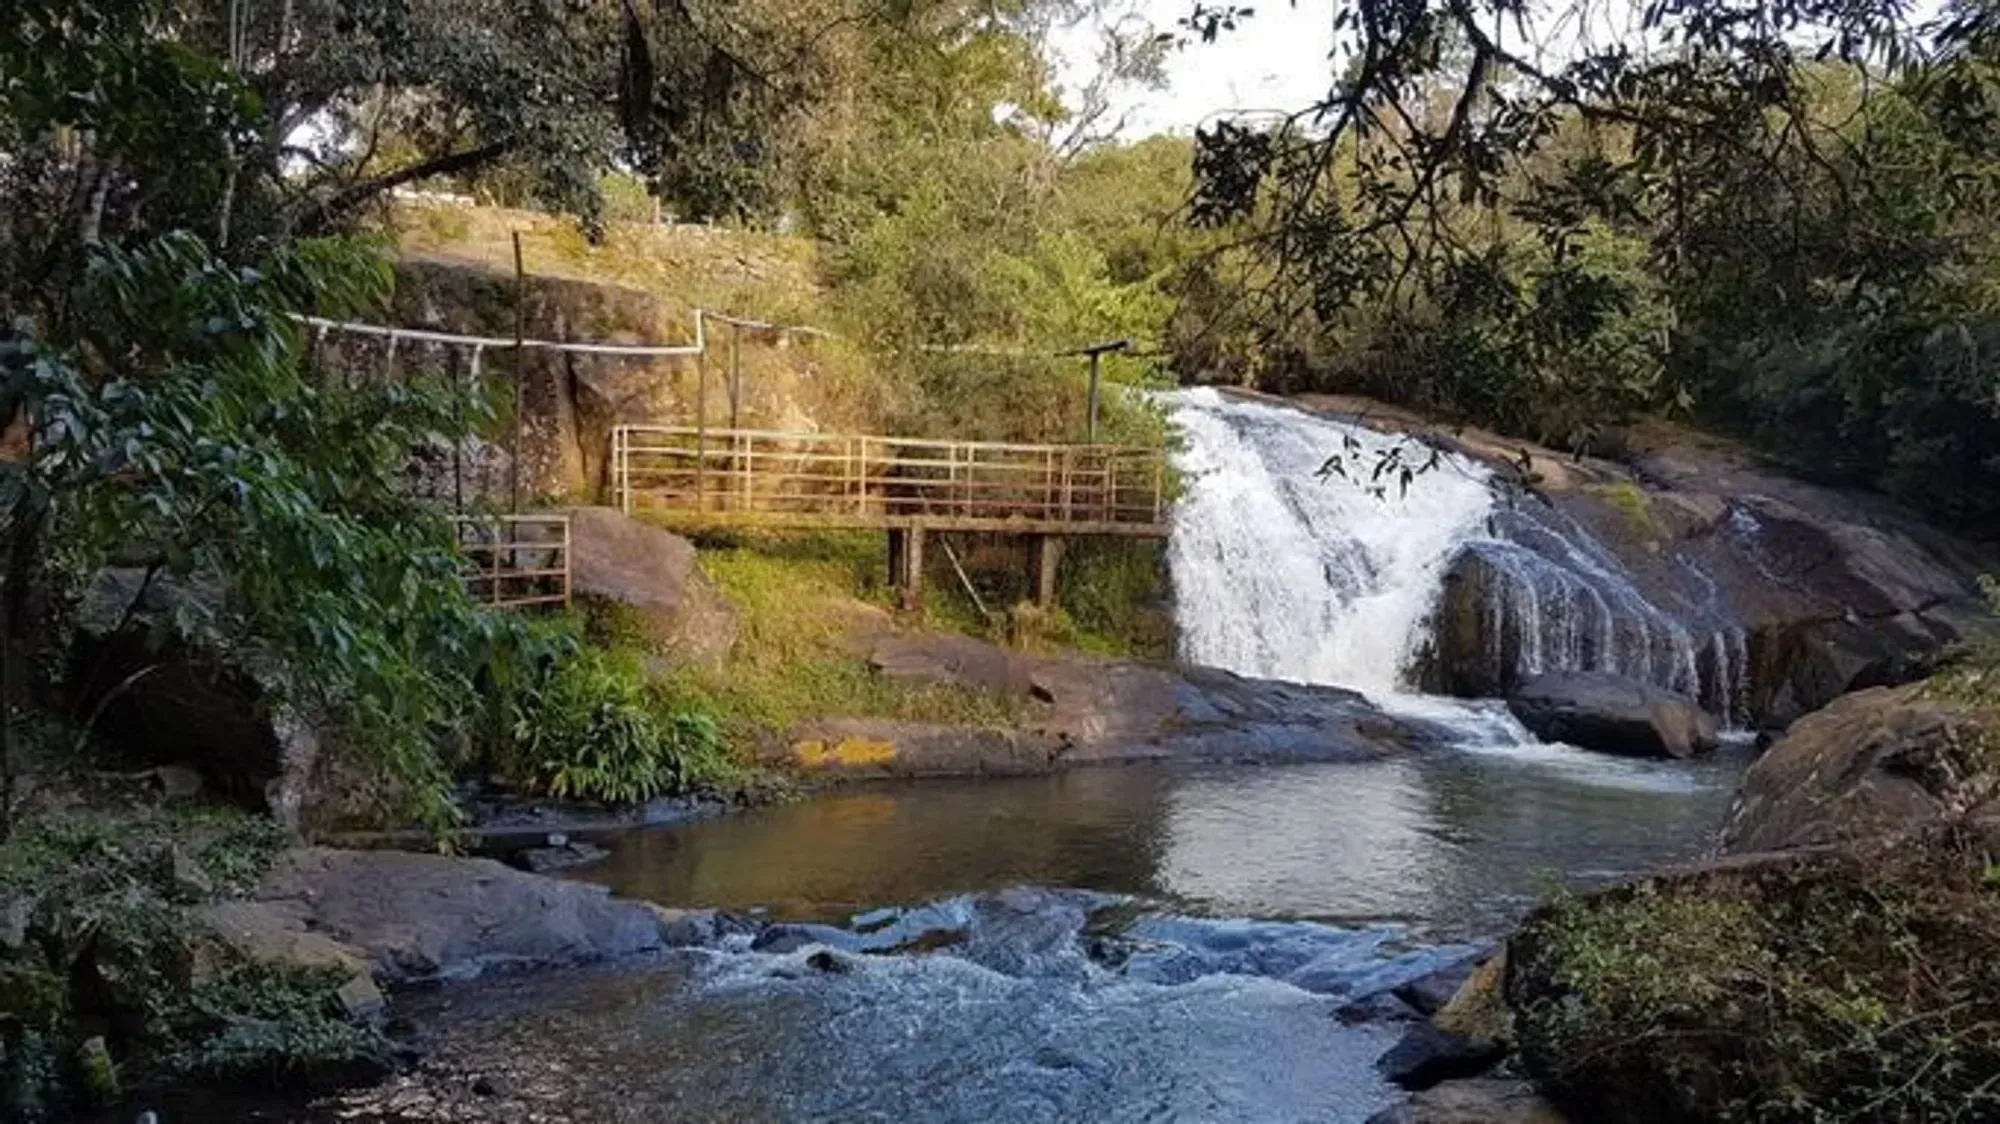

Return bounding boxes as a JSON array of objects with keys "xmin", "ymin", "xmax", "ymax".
[
  {"xmin": 501, "ymin": 643, "xmax": 729, "ymax": 805},
  {"xmin": 1509, "ymin": 832, "xmax": 2000, "ymax": 1123},
  {"xmin": 0, "ymin": 809, "xmax": 386, "ymax": 1117}
]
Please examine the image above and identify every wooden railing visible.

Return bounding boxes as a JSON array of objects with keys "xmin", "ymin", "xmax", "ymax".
[
  {"xmin": 613, "ymin": 425, "xmax": 1169, "ymax": 535},
  {"xmin": 453, "ymin": 514, "xmax": 572, "ymax": 609}
]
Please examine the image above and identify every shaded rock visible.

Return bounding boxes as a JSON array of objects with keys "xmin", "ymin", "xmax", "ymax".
[
  {"xmin": 511, "ymin": 841, "xmax": 610, "ymax": 874},
  {"xmin": 1324, "ymin": 385, "xmax": 1997, "ymax": 729},
  {"xmin": 196, "ymin": 898, "xmax": 381, "ymax": 1016},
  {"xmin": 153, "ymin": 764, "xmax": 204, "ymax": 800},
  {"xmin": 804, "ymin": 949, "xmax": 855, "ymax": 974},
  {"xmin": 1720, "ymin": 684, "xmax": 1999, "ymax": 854},
  {"xmin": 751, "ymin": 925, "xmax": 818, "ymax": 955},
  {"xmin": 1335, "ymin": 991, "xmax": 1425, "ymax": 1026},
  {"xmin": 335, "ymin": 974, "xmax": 388, "ymax": 1020},
  {"xmin": 160, "ymin": 845, "xmax": 214, "ymax": 904},
  {"xmin": 1433, "ymin": 950, "xmax": 1511, "ymax": 1045},
  {"xmin": 241, "ymin": 847, "xmax": 668, "ymax": 983},
  {"xmin": 1376, "ymin": 1022, "xmax": 1509, "ymax": 1091},
  {"xmin": 1507, "ymin": 672, "xmax": 1717, "ymax": 759},
  {"xmin": 1367, "ymin": 1079, "xmax": 1570, "ymax": 1124},
  {"xmin": 1392, "ymin": 958, "xmax": 1479, "ymax": 1018},
  {"xmin": 645, "ymin": 906, "xmax": 723, "ymax": 948},
  {"xmin": 564, "ymin": 506, "xmax": 739, "ymax": 665}
]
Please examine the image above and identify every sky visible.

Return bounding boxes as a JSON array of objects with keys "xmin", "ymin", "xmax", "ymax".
[
  {"xmin": 1120, "ymin": 1, "xmax": 1340, "ymax": 135},
  {"xmin": 1064, "ymin": 0, "xmax": 1952, "ymax": 139}
]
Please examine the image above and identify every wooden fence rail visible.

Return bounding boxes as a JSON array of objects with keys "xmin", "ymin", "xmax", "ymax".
[
  {"xmin": 453, "ymin": 514, "xmax": 572, "ymax": 609},
  {"xmin": 613, "ymin": 425, "xmax": 1169, "ymax": 536}
]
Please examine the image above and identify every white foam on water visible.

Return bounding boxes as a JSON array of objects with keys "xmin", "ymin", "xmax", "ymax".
[{"xmin": 1164, "ymin": 389, "xmax": 1726, "ymax": 786}]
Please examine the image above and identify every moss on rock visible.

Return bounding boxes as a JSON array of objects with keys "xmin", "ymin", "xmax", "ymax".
[{"xmin": 1506, "ymin": 834, "xmax": 2000, "ymax": 1123}]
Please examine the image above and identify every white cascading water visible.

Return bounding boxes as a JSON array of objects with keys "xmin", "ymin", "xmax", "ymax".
[
  {"xmin": 1167, "ymin": 389, "xmax": 1495, "ymax": 698},
  {"xmin": 1165, "ymin": 389, "xmax": 1750, "ymax": 757}
]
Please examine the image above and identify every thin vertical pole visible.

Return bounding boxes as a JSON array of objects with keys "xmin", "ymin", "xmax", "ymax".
[
  {"xmin": 489, "ymin": 518, "xmax": 503, "ymax": 608},
  {"xmin": 1151, "ymin": 455, "xmax": 1165, "ymax": 523},
  {"xmin": 456, "ymin": 345, "xmax": 482, "ymax": 513},
  {"xmin": 695, "ymin": 348, "xmax": 709, "ymax": 511},
  {"xmin": 1087, "ymin": 352, "xmax": 1102, "ymax": 442},
  {"xmin": 561, "ymin": 516, "xmax": 572, "ymax": 607},
  {"xmin": 510, "ymin": 231, "xmax": 526, "ymax": 515},
  {"xmin": 728, "ymin": 321, "xmax": 743, "ymax": 430}
]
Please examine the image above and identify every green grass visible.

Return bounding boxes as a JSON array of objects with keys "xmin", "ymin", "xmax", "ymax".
[{"xmin": 670, "ymin": 531, "xmax": 1022, "ymax": 742}]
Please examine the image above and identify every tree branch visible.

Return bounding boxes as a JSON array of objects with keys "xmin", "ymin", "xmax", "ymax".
[{"xmin": 295, "ymin": 137, "xmax": 516, "ymax": 232}]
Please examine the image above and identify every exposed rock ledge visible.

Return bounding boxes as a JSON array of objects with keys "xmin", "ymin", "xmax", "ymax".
[
  {"xmin": 1269, "ymin": 390, "xmax": 1997, "ymax": 731},
  {"xmin": 779, "ymin": 632, "xmax": 1449, "ymax": 778},
  {"xmin": 198, "ymin": 847, "xmax": 705, "ymax": 989}
]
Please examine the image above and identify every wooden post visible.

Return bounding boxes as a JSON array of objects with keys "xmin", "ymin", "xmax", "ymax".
[
  {"xmin": 1070, "ymin": 339, "xmax": 1129, "ymax": 443},
  {"xmin": 887, "ymin": 528, "xmax": 906, "ymax": 595},
  {"xmin": 1034, "ymin": 535, "xmax": 1063, "ymax": 609},
  {"xmin": 902, "ymin": 525, "xmax": 926, "ymax": 611}
]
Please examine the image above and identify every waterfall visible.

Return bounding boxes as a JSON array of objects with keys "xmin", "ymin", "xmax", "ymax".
[
  {"xmin": 1166, "ymin": 389, "xmax": 1495, "ymax": 697},
  {"xmin": 1166, "ymin": 390, "xmax": 1749, "ymax": 721}
]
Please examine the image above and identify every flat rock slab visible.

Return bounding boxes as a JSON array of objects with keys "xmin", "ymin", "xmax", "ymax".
[
  {"xmin": 246, "ymin": 847, "xmax": 671, "ymax": 984},
  {"xmin": 794, "ymin": 632, "xmax": 1444, "ymax": 778}
]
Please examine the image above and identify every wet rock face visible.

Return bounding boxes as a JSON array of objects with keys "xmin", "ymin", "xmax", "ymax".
[
  {"xmin": 1507, "ymin": 672, "xmax": 1718, "ymax": 759},
  {"xmin": 1410, "ymin": 423, "xmax": 1991, "ymax": 731},
  {"xmin": 1720, "ymin": 685, "xmax": 2000, "ymax": 854}
]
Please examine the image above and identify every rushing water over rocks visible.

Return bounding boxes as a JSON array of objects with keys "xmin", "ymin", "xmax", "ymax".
[
  {"xmin": 312, "ymin": 888, "xmax": 1451, "ymax": 1124},
  {"xmin": 1168, "ymin": 388, "xmax": 1498, "ymax": 696},
  {"xmin": 1165, "ymin": 389, "xmax": 1755, "ymax": 721}
]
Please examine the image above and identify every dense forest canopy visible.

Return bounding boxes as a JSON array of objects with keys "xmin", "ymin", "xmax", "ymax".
[{"xmin": 1183, "ymin": 0, "xmax": 2000, "ymax": 525}]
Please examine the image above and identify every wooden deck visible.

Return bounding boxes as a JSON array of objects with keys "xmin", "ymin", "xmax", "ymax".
[{"xmin": 612, "ymin": 425, "xmax": 1170, "ymax": 536}]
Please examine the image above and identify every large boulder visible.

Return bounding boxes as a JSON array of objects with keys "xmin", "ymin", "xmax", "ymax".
[
  {"xmin": 236, "ymin": 847, "xmax": 676, "ymax": 984},
  {"xmin": 1720, "ymin": 684, "xmax": 2000, "ymax": 854},
  {"xmin": 1506, "ymin": 672, "xmax": 1718, "ymax": 758},
  {"xmin": 565, "ymin": 506, "xmax": 738, "ymax": 665}
]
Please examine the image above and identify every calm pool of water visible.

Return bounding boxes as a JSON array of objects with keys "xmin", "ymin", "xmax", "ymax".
[{"xmin": 581, "ymin": 740, "xmax": 1748, "ymax": 939}]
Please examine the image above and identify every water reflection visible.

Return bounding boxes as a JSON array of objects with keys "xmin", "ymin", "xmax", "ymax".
[{"xmin": 583, "ymin": 744, "xmax": 1749, "ymax": 938}]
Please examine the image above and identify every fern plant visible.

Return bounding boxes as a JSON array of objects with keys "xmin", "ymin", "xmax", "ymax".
[{"xmin": 505, "ymin": 645, "xmax": 726, "ymax": 805}]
